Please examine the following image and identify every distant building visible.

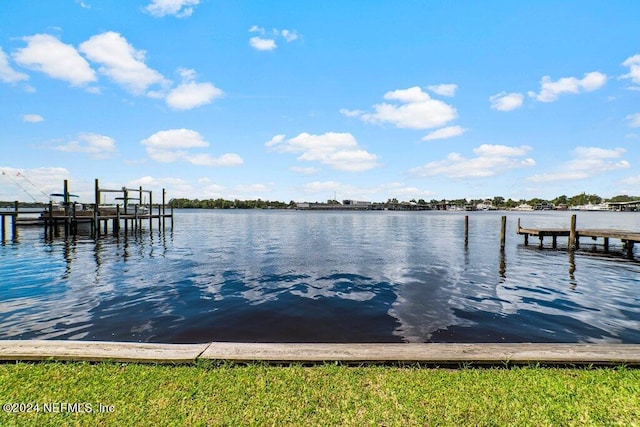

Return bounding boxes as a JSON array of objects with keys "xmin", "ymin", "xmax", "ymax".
[
  {"xmin": 342, "ymin": 200, "xmax": 372, "ymax": 208},
  {"xmin": 296, "ymin": 200, "xmax": 372, "ymax": 210}
]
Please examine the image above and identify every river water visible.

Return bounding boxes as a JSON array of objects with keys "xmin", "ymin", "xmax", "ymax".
[{"xmin": 1, "ymin": 210, "xmax": 639, "ymax": 343}]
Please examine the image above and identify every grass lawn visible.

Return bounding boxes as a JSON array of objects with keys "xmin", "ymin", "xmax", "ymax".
[{"xmin": 1, "ymin": 361, "xmax": 639, "ymax": 426}]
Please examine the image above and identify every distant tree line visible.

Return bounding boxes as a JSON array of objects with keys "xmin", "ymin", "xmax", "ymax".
[
  {"xmin": 165, "ymin": 193, "xmax": 640, "ymax": 210},
  {"xmin": 3, "ymin": 192, "xmax": 639, "ymax": 210},
  {"xmin": 167, "ymin": 198, "xmax": 296, "ymax": 209}
]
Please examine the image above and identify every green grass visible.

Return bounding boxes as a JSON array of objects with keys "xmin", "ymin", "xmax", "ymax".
[{"xmin": 1, "ymin": 361, "xmax": 639, "ymax": 426}]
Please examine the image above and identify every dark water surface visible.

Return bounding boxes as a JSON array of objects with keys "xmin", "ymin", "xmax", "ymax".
[{"xmin": 1, "ymin": 210, "xmax": 640, "ymax": 343}]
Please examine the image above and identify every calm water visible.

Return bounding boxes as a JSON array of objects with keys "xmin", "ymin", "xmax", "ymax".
[{"xmin": 1, "ymin": 210, "xmax": 640, "ymax": 344}]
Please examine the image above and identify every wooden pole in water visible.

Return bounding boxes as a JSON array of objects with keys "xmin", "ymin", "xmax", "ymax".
[
  {"xmin": 162, "ymin": 188, "xmax": 166, "ymax": 229},
  {"xmin": 94, "ymin": 179, "xmax": 100, "ymax": 236},
  {"xmin": 464, "ymin": 215, "xmax": 469, "ymax": 247},
  {"xmin": 12, "ymin": 201, "xmax": 18, "ymax": 240},
  {"xmin": 569, "ymin": 214, "xmax": 577, "ymax": 250},
  {"xmin": 626, "ymin": 241, "xmax": 635, "ymax": 259},
  {"xmin": 1, "ymin": 213, "xmax": 5, "ymax": 241},
  {"xmin": 149, "ymin": 191, "xmax": 153, "ymax": 232},
  {"xmin": 63, "ymin": 180, "xmax": 70, "ymax": 237},
  {"xmin": 71, "ymin": 202, "xmax": 77, "ymax": 235},
  {"xmin": 115, "ymin": 204, "xmax": 120, "ymax": 234},
  {"xmin": 500, "ymin": 215, "xmax": 506, "ymax": 250},
  {"xmin": 48, "ymin": 200, "xmax": 53, "ymax": 238}
]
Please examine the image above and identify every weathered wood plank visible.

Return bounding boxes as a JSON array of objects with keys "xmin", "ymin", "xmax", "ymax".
[
  {"xmin": 200, "ymin": 343, "xmax": 640, "ymax": 365},
  {"xmin": 0, "ymin": 340, "xmax": 209, "ymax": 364},
  {"xmin": 1, "ymin": 341, "xmax": 639, "ymax": 365},
  {"xmin": 517, "ymin": 227, "xmax": 570, "ymax": 236}
]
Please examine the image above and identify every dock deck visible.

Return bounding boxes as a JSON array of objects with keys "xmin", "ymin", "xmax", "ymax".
[{"xmin": 517, "ymin": 215, "xmax": 640, "ymax": 258}]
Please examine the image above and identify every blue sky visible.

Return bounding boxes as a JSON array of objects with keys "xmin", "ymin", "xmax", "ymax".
[{"xmin": 1, "ymin": 0, "xmax": 639, "ymax": 204}]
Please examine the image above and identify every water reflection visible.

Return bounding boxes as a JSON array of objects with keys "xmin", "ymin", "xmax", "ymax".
[{"xmin": 1, "ymin": 211, "xmax": 640, "ymax": 343}]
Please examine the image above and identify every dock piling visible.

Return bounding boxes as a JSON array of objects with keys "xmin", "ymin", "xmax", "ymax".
[
  {"xmin": 114, "ymin": 204, "xmax": 121, "ymax": 234},
  {"xmin": 12, "ymin": 201, "xmax": 18, "ymax": 240},
  {"xmin": 464, "ymin": 215, "xmax": 469, "ymax": 247},
  {"xmin": 569, "ymin": 214, "xmax": 577, "ymax": 250},
  {"xmin": 500, "ymin": 215, "xmax": 506, "ymax": 250}
]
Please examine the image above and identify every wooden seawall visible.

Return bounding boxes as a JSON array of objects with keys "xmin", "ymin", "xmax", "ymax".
[
  {"xmin": 517, "ymin": 214, "xmax": 640, "ymax": 258},
  {"xmin": 1, "ymin": 341, "xmax": 640, "ymax": 366}
]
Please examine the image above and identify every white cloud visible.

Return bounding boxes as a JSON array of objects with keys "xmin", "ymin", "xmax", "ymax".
[
  {"xmin": 22, "ymin": 114, "xmax": 44, "ymax": 123},
  {"xmin": 266, "ymin": 132, "xmax": 379, "ymax": 172},
  {"xmin": 232, "ymin": 183, "xmax": 273, "ymax": 198},
  {"xmin": 421, "ymin": 125, "xmax": 466, "ymax": 141},
  {"xmin": 13, "ymin": 34, "xmax": 96, "ymax": 86},
  {"xmin": 489, "ymin": 92, "xmax": 524, "ymax": 111},
  {"xmin": 165, "ymin": 68, "xmax": 223, "ymax": 110},
  {"xmin": 0, "ymin": 46, "xmax": 29, "ymax": 83},
  {"xmin": 528, "ymin": 71, "xmax": 607, "ymax": 102},
  {"xmin": 0, "ymin": 167, "xmax": 72, "ymax": 201},
  {"xmin": 141, "ymin": 129, "xmax": 243, "ymax": 167},
  {"xmin": 621, "ymin": 54, "xmax": 640, "ymax": 88},
  {"xmin": 410, "ymin": 144, "xmax": 535, "ymax": 178},
  {"xmin": 79, "ymin": 31, "xmax": 167, "ymax": 95},
  {"xmin": 343, "ymin": 86, "xmax": 457, "ymax": 129},
  {"xmin": 528, "ymin": 147, "xmax": 629, "ymax": 183},
  {"xmin": 184, "ymin": 153, "xmax": 243, "ymax": 167},
  {"xmin": 626, "ymin": 112, "xmax": 640, "ymax": 128},
  {"xmin": 299, "ymin": 181, "xmax": 434, "ymax": 202},
  {"xmin": 290, "ymin": 166, "xmax": 319, "ymax": 175},
  {"xmin": 427, "ymin": 83, "xmax": 457, "ymax": 97},
  {"xmin": 249, "ymin": 37, "xmax": 277, "ymax": 51},
  {"xmin": 248, "ymin": 26, "xmax": 299, "ymax": 50},
  {"xmin": 339, "ymin": 108, "xmax": 364, "ymax": 118},
  {"xmin": 280, "ymin": 29, "xmax": 298, "ymax": 42},
  {"xmin": 621, "ymin": 175, "xmax": 640, "ymax": 185},
  {"xmin": 54, "ymin": 133, "xmax": 117, "ymax": 159},
  {"xmin": 145, "ymin": 0, "xmax": 200, "ymax": 17}
]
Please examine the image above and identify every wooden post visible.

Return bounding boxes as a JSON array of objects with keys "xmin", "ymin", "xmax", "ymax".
[
  {"xmin": 170, "ymin": 206, "xmax": 174, "ymax": 229},
  {"xmin": 12, "ymin": 201, "xmax": 18, "ymax": 240},
  {"xmin": 604, "ymin": 237, "xmax": 609, "ymax": 252},
  {"xmin": 48, "ymin": 200, "xmax": 53, "ymax": 238},
  {"xmin": 626, "ymin": 241, "xmax": 635, "ymax": 259},
  {"xmin": 92, "ymin": 205, "xmax": 97, "ymax": 236},
  {"xmin": 149, "ymin": 192, "xmax": 153, "ymax": 232},
  {"xmin": 524, "ymin": 234, "xmax": 529, "ymax": 246},
  {"xmin": 162, "ymin": 188, "xmax": 166, "ymax": 229},
  {"xmin": 500, "ymin": 215, "xmax": 506, "ymax": 250},
  {"xmin": 63, "ymin": 180, "xmax": 70, "ymax": 237},
  {"xmin": 134, "ymin": 205, "xmax": 138, "ymax": 233},
  {"xmin": 158, "ymin": 203, "xmax": 161, "ymax": 229},
  {"xmin": 569, "ymin": 214, "xmax": 577, "ymax": 250},
  {"xmin": 1, "ymin": 214, "xmax": 5, "ymax": 241},
  {"xmin": 464, "ymin": 215, "xmax": 469, "ymax": 247},
  {"xmin": 71, "ymin": 202, "xmax": 77, "ymax": 235},
  {"xmin": 114, "ymin": 204, "xmax": 120, "ymax": 234},
  {"xmin": 95, "ymin": 179, "xmax": 100, "ymax": 235},
  {"xmin": 552, "ymin": 235, "xmax": 557, "ymax": 249}
]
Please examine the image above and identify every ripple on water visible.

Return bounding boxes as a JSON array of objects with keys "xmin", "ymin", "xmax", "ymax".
[{"xmin": 1, "ymin": 210, "xmax": 640, "ymax": 343}]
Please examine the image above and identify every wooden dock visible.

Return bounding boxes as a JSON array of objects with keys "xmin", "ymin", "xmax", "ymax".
[
  {"xmin": 1, "ymin": 178, "xmax": 174, "ymax": 241},
  {"xmin": 517, "ymin": 214, "xmax": 640, "ymax": 258},
  {"xmin": 1, "ymin": 341, "xmax": 640, "ymax": 366}
]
